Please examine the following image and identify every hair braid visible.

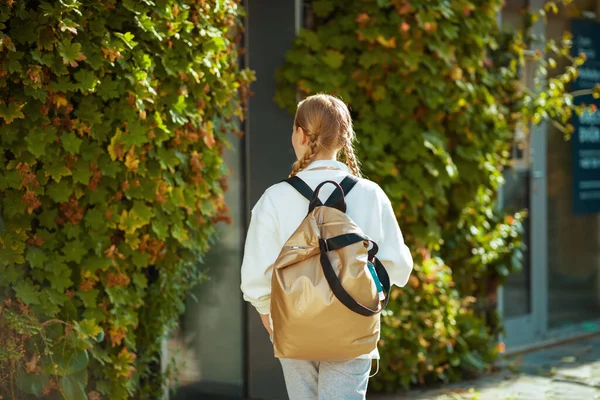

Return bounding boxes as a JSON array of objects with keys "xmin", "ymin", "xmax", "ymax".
[
  {"xmin": 289, "ymin": 134, "xmax": 318, "ymax": 177},
  {"xmin": 343, "ymin": 138, "xmax": 362, "ymax": 177}
]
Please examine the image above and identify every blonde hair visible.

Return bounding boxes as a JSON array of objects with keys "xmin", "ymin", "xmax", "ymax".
[{"xmin": 289, "ymin": 94, "xmax": 361, "ymax": 177}]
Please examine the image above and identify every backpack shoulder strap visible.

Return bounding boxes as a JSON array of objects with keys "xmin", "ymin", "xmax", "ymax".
[
  {"xmin": 283, "ymin": 176, "xmax": 322, "ymax": 206},
  {"xmin": 324, "ymin": 175, "xmax": 358, "ymax": 207}
]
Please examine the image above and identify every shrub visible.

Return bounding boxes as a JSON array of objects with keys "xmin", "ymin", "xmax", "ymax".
[
  {"xmin": 276, "ymin": 0, "xmax": 579, "ymax": 390},
  {"xmin": 0, "ymin": 1, "xmax": 252, "ymax": 399}
]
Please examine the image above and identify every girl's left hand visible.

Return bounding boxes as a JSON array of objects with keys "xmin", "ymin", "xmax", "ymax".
[{"xmin": 259, "ymin": 313, "xmax": 272, "ymax": 336}]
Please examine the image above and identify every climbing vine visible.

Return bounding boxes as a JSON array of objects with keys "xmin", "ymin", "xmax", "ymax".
[{"xmin": 0, "ymin": 1, "xmax": 253, "ymax": 399}]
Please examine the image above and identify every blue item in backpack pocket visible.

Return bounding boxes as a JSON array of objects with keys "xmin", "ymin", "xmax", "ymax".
[{"xmin": 367, "ymin": 261, "xmax": 385, "ymax": 301}]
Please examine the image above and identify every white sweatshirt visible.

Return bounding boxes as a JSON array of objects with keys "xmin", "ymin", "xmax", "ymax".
[{"xmin": 240, "ymin": 160, "xmax": 414, "ymax": 358}]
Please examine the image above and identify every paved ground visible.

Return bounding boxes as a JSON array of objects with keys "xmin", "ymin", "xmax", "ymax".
[{"xmin": 371, "ymin": 335, "xmax": 600, "ymax": 400}]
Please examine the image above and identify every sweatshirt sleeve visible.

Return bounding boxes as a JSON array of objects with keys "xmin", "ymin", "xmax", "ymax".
[
  {"xmin": 240, "ymin": 193, "xmax": 280, "ymax": 315},
  {"xmin": 376, "ymin": 195, "xmax": 414, "ymax": 288}
]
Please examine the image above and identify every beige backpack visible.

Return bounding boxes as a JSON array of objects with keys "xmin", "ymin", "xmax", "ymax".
[{"xmin": 270, "ymin": 177, "xmax": 390, "ymax": 362}]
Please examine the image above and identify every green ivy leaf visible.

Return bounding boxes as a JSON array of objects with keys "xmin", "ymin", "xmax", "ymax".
[
  {"xmin": 121, "ymin": 120, "xmax": 148, "ymax": 146},
  {"xmin": 58, "ymin": 40, "xmax": 84, "ymax": 65},
  {"xmin": 88, "ymin": 186, "xmax": 109, "ymax": 205},
  {"xmin": 72, "ymin": 159, "xmax": 91, "ymax": 185},
  {"xmin": 63, "ymin": 223, "xmax": 82, "ymax": 239},
  {"xmin": 44, "ymin": 288, "xmax": 67, "ymax": 315},
  {"xmin": 299, "ymin": 29, "xmax": 322, "ymax": 51},
  {"xmin": 83, "ymin": 308, "xmax": 107, "ymax": 324},
  {"xmin": 14, "ymin": 281, "xmax": 41, "ymax": 305},
  {"xmin": 2, "ymin": 191, "xmax": 26, "ymax": 217},
  {"xmin": 74, "ymin": 69, "xmax": 98, "ymax": 92},
  {"xmin": 50, "ymin": 75, "xmax": 78, "ymax": 92},
  {"xmin": 26, "ymin": 247, "xmax": 48, "ymax": 269},
  {"xmin": 1, "ymin": 265, "xmax": 24, "ymax": 284},
  {"xmin": 62, "ymin": 240, "xmax": 88, "ymax": 263},
  {"xmin": 76, "ymin": 319, "xmax": 103, "ymax": 338},
  {"xmin": 155, "ymin": 147, "xmax": 180, "ymax": 170},
  {"xmin": 359, "ymin": 52, "xmax": 379, "ymax": 69},
  {"xmin": 0, "ymin": 170, "xmax": 21, "ymax": 190},
  {"xmin": 47, "ymin": 179, "xmax": 72, "ymax": 202},
  {"xmin": 6, "ymin": 51, "xmax": 24, "ymax": 73},
  {"xmin": 312, "ymin": 0, "xmax": 335, "ymax": 17},
  {"xmin": 75, "ymin": 97, "xmax": 103, "ymax": 125},
  {"xmin": 47, "ymin": 265, "xmax": 73, "ymax": 293},
  {"xmin": 132, "ymin": 272, "xmax": 148, "ymax": 289},
  {"xmin": 39, "ymin": 208, "xmax": 59, "ymax": 229},
  {"xmin": 114, "ymin": 32, "xmax": 138, "ymax": 49},
  {"xmin": 105, "ymin": 286, "xmax": 128, "ymax": 306},
  {"xmin": 26, "ymin": 130, "xmax": 53, "ymax": 158},
  {"xmin": 151, "ymin": 214, "xmax": 170, "ymax": 240},
  {"xmin": 119, "ymin": 201, "xmax": 154, "ymax": 234},
  {"xmin": 84, "ymin": 208, "xmax": 106, "ymax": 232},
  {"xmin": 0, "ymin": 101, "xmax": 26, "ymax": 124},
  {"xmin": 78, "ymin": 289, "xmax": 99, "ymax": 309},
  {"xmin": 132, "ymin": 251, "xmax": 151, "ymax": 268},
  {"xmin": 82, "ymin": 256, "xmax": 112, "ymax": 273},
  {"xmin": 98, "ymin": 77, "xmax": 121, "ymax": 100},
  {"xmin": 98, "ymin": 154, "xmax": 122, "ymax": 178},
  {"xmin": 62, "ymin": 132, "xmax": 83, "ymax": 154},
  {"xmin": 375, "ymin": 101, "xmax": 394, "ymax": 117},
  {"xmin": 45, "ymin": 162, "xmax": 72, "ymax": 182},
  {"xmin": 172, "ymin": 223, "xmax": 190, "ymax": 243},
  {"xmin": 321, "ymin": 50, "xmax": 344, "ymax": 69}
]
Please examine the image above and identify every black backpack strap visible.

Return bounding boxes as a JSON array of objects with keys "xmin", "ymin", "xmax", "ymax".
[
  {"xmin": 283, "ymin": 176, "xmax": 322, "ymax": 206},
  {"xmin": 324, "ymin": 175, "xmax": 358, "ymax": 208},
  {"xmin": 284, "ymin": 175, "xmax": 357, "ymax": 212},
  {"xmin": 318, "ymin": 238, "xmax": 390, "ymax": 317},
  {"xmin": 324, "ymin": 233, "xmax": 378, "ymax": 259}
]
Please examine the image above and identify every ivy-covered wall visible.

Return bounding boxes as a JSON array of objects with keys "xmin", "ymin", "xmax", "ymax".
[
  {"xmin": 276, "ymin": 0, "xmax": 583, "ymax": 391},
  {"xmin": 0, "ymin": 1, "xmax": 252, "ymax": 399}
]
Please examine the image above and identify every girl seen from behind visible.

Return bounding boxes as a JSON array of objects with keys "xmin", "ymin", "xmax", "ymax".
[{"xmin": 241, "ymin": 94, "xmax": 413, "ymax": 400}]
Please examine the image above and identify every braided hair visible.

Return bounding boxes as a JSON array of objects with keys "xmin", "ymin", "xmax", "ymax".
[{"xmin": 289, "ymin": 94, "xmax": 362, "ymax": 177}]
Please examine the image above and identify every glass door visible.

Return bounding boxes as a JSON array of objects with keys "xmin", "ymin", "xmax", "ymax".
[
  {"xmin": 545, "ymin": 14, "xmax": 600, "ymax": 332},
  {"xmin": 546, "ymin": 116, "xmax": 600, "ymax": 330},
  {"xmin": 501, "ymin": 121, "xmax": 548, "ymax": 348},
  {"xmin": 500, "ymin": 3, "xmax": 548, "ymax": 345}
]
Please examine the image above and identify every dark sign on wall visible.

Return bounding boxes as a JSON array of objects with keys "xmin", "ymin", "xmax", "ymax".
[{"xmin": 571, "ymin": 19, "xmax": 600, "ymax": 215}]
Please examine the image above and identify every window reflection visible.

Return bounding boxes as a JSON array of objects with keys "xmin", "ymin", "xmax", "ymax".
[{"xmin": 503, "ymin": 169, "xmax": 532, "ymax": 318}]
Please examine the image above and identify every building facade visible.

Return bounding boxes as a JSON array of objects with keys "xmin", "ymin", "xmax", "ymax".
[{"xmin": 167, "ymin": 1, "xmax": 600, "ymax": 399}]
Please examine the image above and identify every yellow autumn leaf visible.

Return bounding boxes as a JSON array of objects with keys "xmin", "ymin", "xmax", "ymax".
[
  {"xmin": 108, "ymin": 128, "xmax": 123, "ymax": 161},
  {"xmin": 81, "ymin": 269, "xmax": 96, "ymax": 280},
  {"xmin": 52, "ymin": 94, "xmax": 68, "ymax": 108},
  {"xmin": 125, "ymin": 232, "xmax": 140, "ymax": 249},
  {"xmin": 203, "ymin": 120, "xmax": 216, "ymax": 148},
  {"xmin": 125, "ymin": 146, "xmax": 140, "ymax": 172},
  {"xmin": 119, "ymin": 209, "xmax": 129, "ymax": 228},
  {"xmin": 376, "ymin": 35, "xmax": 396, "ymax": 49}
]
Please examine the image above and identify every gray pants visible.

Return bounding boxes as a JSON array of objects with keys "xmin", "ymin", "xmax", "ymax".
[{"xmin": 279, "ymin": 358, "xmax": 371, "ymax": 400}]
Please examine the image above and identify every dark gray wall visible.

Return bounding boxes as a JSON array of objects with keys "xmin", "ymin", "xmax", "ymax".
[{"xmin": 245, "ymin": 1, "xmax": 298, "ymax": 399}]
